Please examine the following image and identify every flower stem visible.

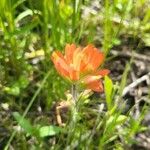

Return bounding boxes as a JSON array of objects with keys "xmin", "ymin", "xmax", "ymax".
[
  {"xmin": 72, "ymin": 84, "xmax": 77, "ymax": 102},
  {"xmin": 71, "ymin": 84, "xmax": 78, "ymax": 126}
]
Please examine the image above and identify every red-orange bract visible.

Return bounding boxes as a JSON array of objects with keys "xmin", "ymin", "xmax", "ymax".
[{"xmin": 51, "ymin": 44, "xmax": 110, "ymax": 92}]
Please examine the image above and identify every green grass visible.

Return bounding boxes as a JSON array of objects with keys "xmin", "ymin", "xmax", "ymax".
[{"xmin": 0, "ymin": 0, "xmax": 150, "ymax": 149}]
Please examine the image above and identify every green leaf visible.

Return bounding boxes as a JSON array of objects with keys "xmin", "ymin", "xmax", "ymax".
[
  {"xmin": 116, "ymin": 115, "xmax": 127, "ymax": 124},
  {"xmin": 13, "ymin": 112, "xmax": 37, "ymax": 136},
  {"xmin": 142, "ymin": 34, "xmax": 150, "ymax": 46},
  {"xmin": 105, "ymin": 135, "xmax": 118, "ymax": 144},
  {"xmin": 106, "ymin": 115, "xmax": 127, "ymax": 127},
  {"xmin": 18, "ymin": 75, "xmax": 29, "ymax": 89},
  {"xmin": 4, "ymin": 86, "xmax": 20, "ymax": 96},
  {"xmin": 119, "ymin": 62, "xmax": 131, "ymax": 97},
  {"xmin": 39, "ymin": 125, "xmax": 62, "ymax": 137},
  {"xmin": 15, "ymin": 9, "xmax": 33, "ymax": 23},
  {"xmin": 60, "ymin": 4, "xmax": 73, "ymax": 20},
  {"xmin": 112, "ymin": 38, "xmax": 121, "ymax": 46},
  {"xmin": 3, "ymin": 75, "xmax": 29, "ymax": 96},
  {"xmin": 104, "ymin": 76, "xmax": 113, "ymax": 110}
]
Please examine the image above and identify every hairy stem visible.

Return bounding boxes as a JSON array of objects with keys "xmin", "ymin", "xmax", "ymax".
[{"xmin": 72, "ymin": 84, "xmax": 77, "ymax": 102}]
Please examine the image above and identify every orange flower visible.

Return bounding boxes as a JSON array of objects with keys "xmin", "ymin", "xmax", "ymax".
[
  {"xmin": 81, "ymin": 69, "xmax": 110, "ymax": 92},
  {"xmin": 51, "ymin": 44, "xmax": 110, "ymax": 92}
]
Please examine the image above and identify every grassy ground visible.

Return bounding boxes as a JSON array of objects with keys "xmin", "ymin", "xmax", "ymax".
[{"xmin": 0, "ymin": 0, "xmax": 150, "ymax": 149}]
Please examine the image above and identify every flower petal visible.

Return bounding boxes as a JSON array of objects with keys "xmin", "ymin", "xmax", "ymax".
[
  {"xmin": 82, "ymin": 44, "xmax": 104, "ymax": 72},
  {"xmin": 83, "ymin": 75, "xmax": 101, "ymax": 84},
  {"xmin": 95, "ymin": 69, "xmax": 110, "ymax": 77},
  {"xmin": 65, "ymin": 44, "xmax": 76, "ymax": 64},
  {"xmin": 72, "ymin": 47, "xmax": 82, "ymax": 71},
  {"xmin": 51, "ymin": 51, "xmax": 70, "ymax": 78},
  {"xmin": 81, "ymin": 75, "xmax": 103, "ymax": 92},
  {"xmin": 69, "ymin": 68, "xmax": 79, "ymax": 81},
  {"xmin": 86, "ymin": 80, "xmax": 103, "ymax": 92},
  {"xmin": 90, "ymin": 48, "xmax": 104, "ymax": 70}
]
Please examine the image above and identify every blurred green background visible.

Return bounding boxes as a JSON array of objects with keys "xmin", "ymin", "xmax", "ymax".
[
  {"xmin": 1, "ymin": 0, "xmax": 149, "ymax": 107},
  {"xmin": 0, "ymin": 0, "xmax": 150, "ymax": 149}
]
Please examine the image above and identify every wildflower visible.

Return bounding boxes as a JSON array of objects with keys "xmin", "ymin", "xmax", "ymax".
[{"xmin": 51, "ymin": 44, "xmax": 109, "ymax": 92}]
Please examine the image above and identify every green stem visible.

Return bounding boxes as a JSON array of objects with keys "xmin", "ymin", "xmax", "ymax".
[
  {"xmin": 66, "ymin": 84, "xmax": 78, "ymax": 145},
  {"xmin": 72, "ymin": 84, "xmax": 77, "ymax": 102},
  {"xmin": 71, "ymin": 84, "xmax": 78, "ymax": 127}
]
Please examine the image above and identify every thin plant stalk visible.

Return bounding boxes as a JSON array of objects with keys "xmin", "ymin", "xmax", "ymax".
[
  {"xmin": 71, "ymin": 84, "xmax": 78, "ymax": 124},
  {"xmin": 66, "ymin": 84, "xmax": 78, "ymax": 145},
  {"xmin": 72, "ymin": 84, "xmax": 77, "ymax": 102}
]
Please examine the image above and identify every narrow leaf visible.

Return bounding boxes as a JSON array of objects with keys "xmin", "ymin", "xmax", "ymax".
[
  {"xmin": 13, "ymin": 112, "xmax": 37, "ymax": 136},
  {"xmin": 104, "ymin": 76, "xmax": 113, "ymax": 110}
]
